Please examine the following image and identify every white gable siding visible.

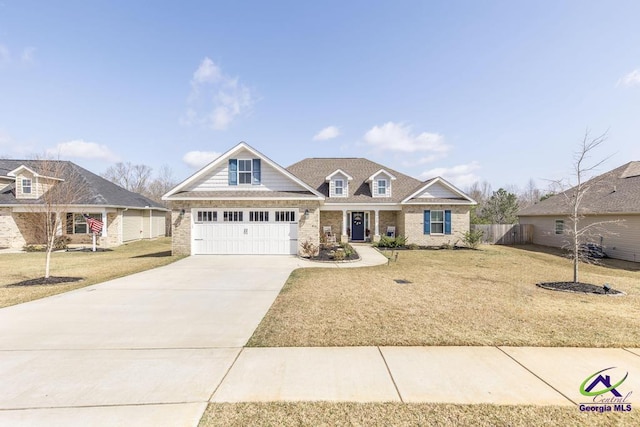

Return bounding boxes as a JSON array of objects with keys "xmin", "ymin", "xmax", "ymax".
[
  {"xmin": 329, "ymin": 173, "xmax": 349, "ymax": 197},
  {"xmin": 370, "ymin": 171, "xmax": 392, "ymax": 198},
  {"xmin": 186, "ymin": 149, "xmax": 308, "ymax": 192},
  {"xmin": 414, "ymin": 182, "xmax": 459, "ymax": 199}
]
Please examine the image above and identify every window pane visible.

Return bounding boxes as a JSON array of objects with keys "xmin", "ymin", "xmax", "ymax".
[
  {"xmin": 431, "ymin": 210, "xmax": 444, "ymax": 222},
  {"xmin": 238, "ymin": 160, "xmax": 251, "ymax": 171},
  {"xmin": 239, "ymin": 172, "xmax": 252, "ymax": 184},
  {"xmin": 431, "ymin": 223, "xmax": 444, "ymax": 234}
]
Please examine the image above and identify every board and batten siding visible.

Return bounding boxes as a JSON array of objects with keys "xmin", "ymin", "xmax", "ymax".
[
  {"xmin": 186, "ymin": 148, "xmax": 307, "ymax": 192},
  {"xmin": 151, "ymin": 211, "xmax": 166, "ymax": 238},
  {"xmin": 519, "ymin": 214, "xmax": 639, "ymax": 262},
  {"xmin": 414, "ymin": 182, "xmax": 459, "ymax": 199}
]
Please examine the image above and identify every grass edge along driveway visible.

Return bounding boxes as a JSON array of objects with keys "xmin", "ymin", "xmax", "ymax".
[{"xmin": 0, "ymin": 237, "xmax": 184, "ymax": 308}]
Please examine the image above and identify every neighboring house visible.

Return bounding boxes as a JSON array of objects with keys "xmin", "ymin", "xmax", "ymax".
[
  {"xmin": 163, "ymin": 142, "xmax": 476, "ymax": 255},
  {"xmin": 0, "ymin": 160, "xmax": 167, "ymax": 249},
  {"xmin": 518, "ymin": 161, "xmax": 640, "ymax": 262}
]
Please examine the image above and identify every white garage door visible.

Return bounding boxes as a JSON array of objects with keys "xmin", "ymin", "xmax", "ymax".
[{"xmin": 192, "ymin": 209, "xmax": 298, "ymax": 255}]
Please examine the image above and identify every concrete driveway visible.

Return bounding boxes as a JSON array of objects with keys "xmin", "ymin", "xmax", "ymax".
[{"xmin": 0, "ymin": 255, "xmax": 301, "ymax": 427}]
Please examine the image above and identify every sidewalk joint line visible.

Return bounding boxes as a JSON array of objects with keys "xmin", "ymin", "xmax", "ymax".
[
  {"xmin": 0, "ymin": 401, "xmax": 205, "ymax": 412},
  {"xmin": 623, "ymin": 348, "xmax": 640, "ymax": 358},
  {"xmin": 495, "ymin": 346, "xmax": 576, "ymax": 406},
  {"xmin": 377, "ymin": 346, "xmax": 404, "ymax": 403},
  {"xmin": 208, "ymin": 347, "xmax": 244, "ymax": 401}
]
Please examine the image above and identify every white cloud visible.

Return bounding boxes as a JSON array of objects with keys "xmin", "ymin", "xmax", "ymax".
[
  {"xmin": 617, "ymin": 69, "xmax": 640, "ymax": 87},
  {"xmin": 313, "ymin": 126, "xmax": 341, "ymax": 141},
  {"xmin": 363, "ymin": 122, "xmax": 449, "ymax": 153},
  {"xmin": 192, "ymin": 57, "xmax": 222, "ymax": 84},
  {"xmin": 420, "ymin": 161, "xmax": 481, "ymax": 188},
  {"xmin": 46, "ymin": 140, "xmax": 119, "ymax": 162},
  {"xmin": 182, "ymin": 57, "xmax": 254, "ymax": 130},
  {"xmin": 182, "ymin": 150, "xmax": 221, "ymax": 169}
]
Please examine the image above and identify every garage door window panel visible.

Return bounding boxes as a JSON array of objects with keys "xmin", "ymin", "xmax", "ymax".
[
  {"xmin": 250, "ymin": 211, "xmax": 269, "ymax": 222},
  {"xmin": 223, "ymin": 211, "xmax": 244, "ymax": 222},
  {"xmin": 196, "ymin": 211, "xmax": 217, "ymax": 223},
  {"xmin": 275, "ymin": 211, "xmax": 296, "ymax": 222}
]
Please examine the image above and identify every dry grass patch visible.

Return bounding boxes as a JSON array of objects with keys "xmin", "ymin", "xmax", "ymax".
[
  {"xmin": 0, "ymin": 238, "xmax": 184, "ymax": 308},
  {"xmin": 248, "ymin": 245, "xmax": 640, "ymax": 347},
  {"xmin": 199, "ymin": 402, "xmax": 639, "ymax": 427}
]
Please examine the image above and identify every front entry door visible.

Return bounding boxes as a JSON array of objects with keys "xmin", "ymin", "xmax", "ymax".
[{"xmin": 351, "ymin": 211, "xmax": 365, "ymax": 241}]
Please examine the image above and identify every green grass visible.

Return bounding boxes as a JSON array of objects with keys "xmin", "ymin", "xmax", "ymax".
[
  {"xmin": 248, "ymin": 245, "xmax": 640, "ymax": 347},
  {"xmin": 199, "ymin": 402, "xmax": 639, "ymax": 426},
  {"xmin": 0, "ymin": 237, "xmax": 184, "ymax": 308}
]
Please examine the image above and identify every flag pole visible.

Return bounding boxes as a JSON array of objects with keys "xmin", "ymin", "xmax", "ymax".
[{"xmin": 92, "ymin": 232, "xmax": 96, "ymax": 252}]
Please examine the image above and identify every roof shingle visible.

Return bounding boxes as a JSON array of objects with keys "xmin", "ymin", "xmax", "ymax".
[{"xmin": 518, "ymin": 161, "xmax": 640, "ymax": 216}]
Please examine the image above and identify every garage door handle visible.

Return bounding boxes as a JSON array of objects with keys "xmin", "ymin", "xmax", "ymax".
[{"xmin": 244, "ymin": 228, "xmax": 248, "ymax": 234}]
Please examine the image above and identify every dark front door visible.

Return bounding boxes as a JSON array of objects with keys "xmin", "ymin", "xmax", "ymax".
[{"xmin": 351, "ymin": 212, "xmax": 365, "ymax": 241}]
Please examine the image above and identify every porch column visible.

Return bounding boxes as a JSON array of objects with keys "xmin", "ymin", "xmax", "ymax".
[
  {"xmin": 341, "ymin": 209, "xmax": 348, "ymax": 242},
  {"xmin": 101, "ymin": 209, "xmax": 108, "ymax": 238},
  {"xmin": 374, "ymin": 209, "xmax": 380, "ymax": 237}
]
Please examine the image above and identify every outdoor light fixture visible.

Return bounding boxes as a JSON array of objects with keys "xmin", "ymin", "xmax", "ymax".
[
  {"xmin": 179, "ymin": 209, "xmax": 185, "ymax": 216},
  {"xmin": 603, "ymin": 284, "xmax": 611, "ymax": 293},
  {"xmin": 304, "ymin": 209, "xmax": 310, "ymax": 219}
]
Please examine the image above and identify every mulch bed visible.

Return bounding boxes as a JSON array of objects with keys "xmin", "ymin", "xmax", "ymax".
[
  {"xmin": 310, "ymin": 245, "xmax": 360, "ymax": 262},
  {"xmin": 6, "ymin": 277, "xmax": 83, "ymax": 287},
  {"xmin": 536, "ymin": 281, "xmax": 624, "ymax": 295}
]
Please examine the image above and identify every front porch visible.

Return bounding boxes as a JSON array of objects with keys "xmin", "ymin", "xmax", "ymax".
[{"xmin": 319, "ymin": 208, "xmax": 400, "ymax": 243}]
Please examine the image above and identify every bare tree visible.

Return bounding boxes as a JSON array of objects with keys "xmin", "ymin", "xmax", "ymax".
[
  {"xmin": 518, "ymin": 178, "xmax": 542, "ymax": 208},
  {"xmin": 146, "ymin": 164, "xmax": 177, "ymax": 204},
  {"xmin": 24, "ymin": 159, "xmax": 90, "ymax": 278},
  {"xmin": 553, "ymin": 130, "xmax": 619, "ymax": 283},
  {"xmin": 102, "ymin": 162, "xmax": 152, "ymax": 195}
]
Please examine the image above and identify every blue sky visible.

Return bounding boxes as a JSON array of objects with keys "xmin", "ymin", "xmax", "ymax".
[{"xmin": 1, "ymin": 1, "xmax": 639, "ymax": 192}]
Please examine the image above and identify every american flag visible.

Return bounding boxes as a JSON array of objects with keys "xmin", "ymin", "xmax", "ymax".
[{"xmin": 83, "ymin": 214, "xmax": 103, "ymax": 234}]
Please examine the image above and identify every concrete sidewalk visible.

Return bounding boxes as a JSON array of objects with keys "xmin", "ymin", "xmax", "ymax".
[{"xmin": 212, "ymin": 346, "xmax": 640, "ymax": 406}]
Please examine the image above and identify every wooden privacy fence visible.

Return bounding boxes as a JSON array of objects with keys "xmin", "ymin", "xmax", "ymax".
[{"xmin": 472, "ymin": 224, "xmax": 533, "ymax": 245}]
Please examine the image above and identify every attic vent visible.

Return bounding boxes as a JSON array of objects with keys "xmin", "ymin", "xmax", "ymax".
[{"xmin": 620, "ymin": 161, "xmax": 640, "ymax": 179}]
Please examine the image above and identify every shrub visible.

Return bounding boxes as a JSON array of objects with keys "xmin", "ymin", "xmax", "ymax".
[
  {"xmin": 300, "ymin": 240, "xmax": 319, "ymax": 258},
  {"xmin": 375, "ymin": 235, "xmax": 407, "ymax": 248},
  {"xmin": 23, "ymin": 244, "xmax": 46, "ymax": 252},
  {"xmin": 54, "ymin": 235, "xmax": 72, "ymax": 250},
  {"xmin": 461, "ymin": 229, "xmax": 484, "ymax": 249},
  {"xmin": 333, "ymin": 249, "xmax": 345, "ymax": 261},
  {"xmin": 339, "ymin": 242, "xmax": 355, "ymax": 257},
  {"xmin": 407, "ymin": 243, "xmax": 419, "ymax": 250}
]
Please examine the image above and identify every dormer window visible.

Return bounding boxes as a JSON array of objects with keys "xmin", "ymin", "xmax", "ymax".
[
  {"xmin": 22, "ymin": 179, "xmax": 32, "ymax": 194},
  {"xmin": 377, "ymin": 179, "xmax": 387, "ymax": 196},
  {"xmin": 325, "ymin": 169, "xmax": 353, "ymax": 197}
]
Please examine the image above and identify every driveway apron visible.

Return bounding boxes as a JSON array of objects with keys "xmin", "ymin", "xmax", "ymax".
[{"xmin": 0, "ymin": 255, "xmax": 298, "ymax": 427}]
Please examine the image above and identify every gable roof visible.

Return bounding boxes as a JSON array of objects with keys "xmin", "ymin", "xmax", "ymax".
[
  {"xmin": 287, "ymin": 158, "xmax": 423, "ymax": 203},
  {"xmin": 325, "ymin": 169, "xmax": 353, "ymax": 181},
  {"xmin": 163, "ymin": 142, "xmax": 324, "ymax": 200},
  {"xmin": 402, "ymin": 176, "xmax": 476, "ymax": 205},
  {"xmin": 0, "ymin": 159, "xmax": 166, "ymax": 209},
  {"xmin": 518, "ymin": 161, "xmax": 640, "ymax": 216}
]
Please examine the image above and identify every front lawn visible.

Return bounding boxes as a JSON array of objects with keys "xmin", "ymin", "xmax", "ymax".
[
  {"xmin": 0, "ymin": 237, "xmax": 184, "ymax": 308},
  {"xmin": 248, "ymin": 245, "xmax": 640, "ymax": 347}
]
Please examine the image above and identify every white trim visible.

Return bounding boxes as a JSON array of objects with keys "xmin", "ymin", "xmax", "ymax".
[
  {"xmin": 321, "ymin": 203, "xmax": 400, "ymax": 210},
  {"xmin": 164, "ymin": 196, "xmax": 321, "ymax": 201},
  {"xmin": 401, "ymin": 176, "xmax": 477, "ymax": 204},
  {"xmin": 8, "ymin": 205, "xmax": 167, "ymax": 212},
  {"xmin": 7, "ymin": 165, "xmax": 64, "ymax": 181},
  {"xmin": 367, "ymin": 169, "xmax": 397, "ymax": 182},
  {"xmin": 162, "ymin": 142, "xmax": 325, "ymax": 200},
  {"xmin": 325, "ymin": 169, "xmax": 354, "ymax": 181}
]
